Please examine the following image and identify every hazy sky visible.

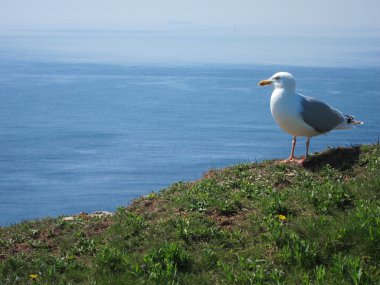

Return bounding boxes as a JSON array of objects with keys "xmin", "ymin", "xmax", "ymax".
[{"xmin": 1, "ymin": 0, "xmax": 380, "ymax": 30}]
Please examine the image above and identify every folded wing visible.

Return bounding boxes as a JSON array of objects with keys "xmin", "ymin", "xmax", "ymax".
[{"xmin": 300, "ymin": 95, "xmax": 344, "ymax": 133}]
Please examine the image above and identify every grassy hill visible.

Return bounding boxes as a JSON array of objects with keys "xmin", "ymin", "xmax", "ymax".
[{"xmin": 1, "ymin": 144, "xmax": 379, "ymax": 284}]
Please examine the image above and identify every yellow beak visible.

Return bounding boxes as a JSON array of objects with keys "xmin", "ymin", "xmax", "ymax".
[{"xmin": 258, "ymin": 79, "xmax": 272, "ymax": 86}]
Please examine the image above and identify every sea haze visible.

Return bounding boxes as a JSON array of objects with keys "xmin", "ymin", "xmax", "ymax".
[{"xmin": 0, "ymin": 30, "xmax": 379, "ymax": 225}]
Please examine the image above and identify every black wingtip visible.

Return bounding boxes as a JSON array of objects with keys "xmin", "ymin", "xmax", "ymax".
[
  {"xmin": 344, "ymin": 115, "xmax": 355, "ymax": 123},
  {"xmin": 345, "ymin": 115, "xmax": 363, "ymax": 125}
]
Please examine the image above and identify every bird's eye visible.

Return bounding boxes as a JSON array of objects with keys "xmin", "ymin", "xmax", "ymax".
[{"xmin": 274, "ymin": 76, "xmax": 280, "ymax": 80}]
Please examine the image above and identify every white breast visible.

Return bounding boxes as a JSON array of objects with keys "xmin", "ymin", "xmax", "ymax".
[{"xmin": 270, "ymin": 90, "xmax": 320, "ymax": 138}]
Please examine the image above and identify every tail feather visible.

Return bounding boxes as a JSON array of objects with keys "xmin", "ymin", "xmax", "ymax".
[
  {"xmin": 335, "ymin": 115, "xmax": 363, "ymax": 130},
  {"xmin": 345, "ymin": 115, "xmax": 363, "ymax": 125}
]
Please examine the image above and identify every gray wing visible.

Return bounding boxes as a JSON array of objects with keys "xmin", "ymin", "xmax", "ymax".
[{"xmin": 300, "ymin": 95, "xmax": 344, "ymax": 133}]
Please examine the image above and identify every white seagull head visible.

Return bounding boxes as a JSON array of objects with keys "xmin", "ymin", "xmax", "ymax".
[{"xmin": 259, "ymin": 72, "xmax": 296, "ymax": 92}]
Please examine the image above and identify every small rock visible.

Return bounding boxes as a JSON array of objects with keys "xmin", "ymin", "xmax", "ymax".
[
  {"xmin": 62, "ymin": 216, "xmax": 75, "ymax": 221},
  {"xmin": 89, "ymin": 211, "xmax": 114, "ymax": 218},
  {"xmin": 62, "ymin": 211, "xmax": 113, "ymax": 221}
]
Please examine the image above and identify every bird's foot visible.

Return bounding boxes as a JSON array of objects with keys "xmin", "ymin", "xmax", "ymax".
[
  {"xmin": 281, "ymin": 156, "xmax": 307, "ymax": 165},
  {"xmin": 294, "ymin": 157, "xmax": 307, "ymax": 165},
  {"xmin": 281, "ymin": 156, "xmax": 296, "ymax": 163}
]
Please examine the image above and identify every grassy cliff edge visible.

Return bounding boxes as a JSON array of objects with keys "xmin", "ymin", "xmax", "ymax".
[{"xmin": 1, "ymin": 144, "xmax": 379, "ymax": 284}]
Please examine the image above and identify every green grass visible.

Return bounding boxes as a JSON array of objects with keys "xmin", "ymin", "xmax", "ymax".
[{"xmin": 1, "ymin": 144, "xmax": 379, "ymax": 284}]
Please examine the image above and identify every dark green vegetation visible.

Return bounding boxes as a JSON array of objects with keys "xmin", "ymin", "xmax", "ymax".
[{"xmin": 1, "ymin": 144, "xmax": 379, "ymax": 284}]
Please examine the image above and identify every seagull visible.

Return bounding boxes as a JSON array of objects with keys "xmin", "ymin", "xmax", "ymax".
[{"xmin": 258, "ymin": 72, "xmax": 363, "ymax": 164}]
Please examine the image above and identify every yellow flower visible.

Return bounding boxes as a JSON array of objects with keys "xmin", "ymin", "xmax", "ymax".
[
  {"xmin": 278, "ymin": 214, "xmax": 286, "ymax": 221},
  {"xmin": 29, "ymin": 274, "xmax": 38, "ymax": 281}
]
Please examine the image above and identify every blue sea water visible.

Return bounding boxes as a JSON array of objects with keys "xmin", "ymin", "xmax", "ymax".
[{"xmin": 0, "ymin": 30, "xmax": 379, "ymax": 225}]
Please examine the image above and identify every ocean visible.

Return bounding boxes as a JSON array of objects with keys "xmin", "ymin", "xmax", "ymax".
[{"xmin": 0, "ymin": 29, "xmax": 379, "ymax": 225}]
